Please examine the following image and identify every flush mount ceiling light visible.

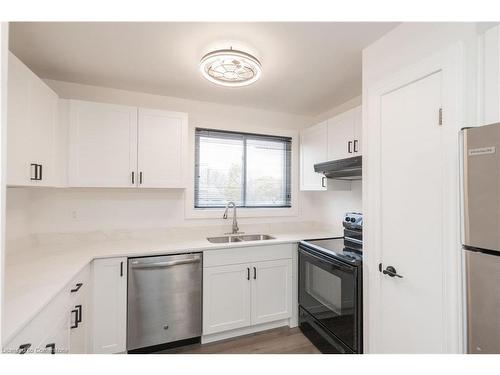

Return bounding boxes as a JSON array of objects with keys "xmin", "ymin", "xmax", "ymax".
[{"xmin": 199, "ymin": 48, "xmax": 262, "ymax": 87}]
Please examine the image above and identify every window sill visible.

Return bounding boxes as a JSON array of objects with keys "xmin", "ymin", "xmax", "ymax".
[{"xmin": 185, "ymin": 206, "xmax": 299, "ymax": 219}]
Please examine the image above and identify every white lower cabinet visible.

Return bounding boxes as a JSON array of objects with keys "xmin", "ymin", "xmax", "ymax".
[
  {"xmin": 68, "ymin": 266, "xmax": 90, "ymax": 353},
  {"xmin": 91, "ymin": 257, "xmax": 127, "ymax": 354},
  {"xmin": 251, "ymin": 259, "xmax": 292, "ymax": 326},
  {"xmin": 203, "ymin": 264, "xmax": 252, "ymax": 335},
  {"xmin": 4, "ymin": 265, "xmax": 90, "ymax": 354},
  {"xmin": 39, "ymin": 316, "xmax": 71, "ymax": 354},
  {"xmin": 202, "ymin": 245, "xmax": 294, "ymax": 337}
]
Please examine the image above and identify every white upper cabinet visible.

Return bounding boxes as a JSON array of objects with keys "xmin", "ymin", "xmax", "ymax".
[
  {"xmin": 137, "ymin": 108, "xmax": 188, "ymax": 188},
  {"xmin": 300, "ymin": 105, "xmax": 362, "ymax": 191},
  {"xmin": 327, "ymin": 110, "xmax": 355, "ymax": 160},
  {"xmin": 68, "ymin": 101, "xmax": 188, "ymax": 188},
  {"xmin": 352, "ymin": 106, "xmax": 362, "ymax": 155},
  {"xmin": 69, "ymin": 100, "xmax": 138, "ymax": 188},
  {"xmin": 300, "ymin": 121, "xmax": 328, "ymax": 191},
  {"xmin": 7, "ymin": 52, "xmax": 58, "ymax": 186},
  {"xmin": 327, "ymin": 105, "xmax": 362, "ymax": 160}
]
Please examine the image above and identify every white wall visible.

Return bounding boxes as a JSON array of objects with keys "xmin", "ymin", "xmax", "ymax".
[
  {"xmin": 1, "ymin": 21, "xmax": 9, "ymax": 348},
  {"xmin": 6, "ymin": 80, "xmax": 326, "ymax": 237}
]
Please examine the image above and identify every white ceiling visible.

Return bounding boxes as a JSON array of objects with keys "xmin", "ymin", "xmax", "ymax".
[{"xmin": 9, "ymin": 22, "xmax": 398, "ymax": 116}]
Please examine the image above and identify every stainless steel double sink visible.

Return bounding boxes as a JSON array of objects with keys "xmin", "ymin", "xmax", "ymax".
[{"xmin": 207, "ymin": 234, "xmax": 275, "ymax": 244}]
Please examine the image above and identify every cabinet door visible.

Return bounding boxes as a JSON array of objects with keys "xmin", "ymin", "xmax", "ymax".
[
  {"xmin": 39, "ymin": 315, "xmax": 70, "ymax": 354},
  {"xmin": 251, "ymin": 259, "xmax": 292, "ymax": 325},
  {"xmin": 69, "ymin": 100, "xmax": 138, "ymax": 187},
  {"xmin": 327, "ymin": 109, "xmax": 355, "ymax": 160},
  {"xmin": 92, "ymin": 257, "xmax": 127, "ymax": 354},
  {"xmin": 300, "ymin": 121, "xmax": 328, "ymax": 191},
  {"xmin": 203, "ymin": 264, "xmax": 251, "ymax": 335},
  {"xmin": 28, "ymin": 71, "xmax": 58, "ymax": 186},
  {"xmin": 7, "ymin": 52, "xmax": 58, "ymax": 186},
  {"xmin": 352, "ymin": 106, "xmax": 362, "ymax": 155},
  {"xmin": 137, "ymin": 108, "xmax": 188, "ymax": 188}
]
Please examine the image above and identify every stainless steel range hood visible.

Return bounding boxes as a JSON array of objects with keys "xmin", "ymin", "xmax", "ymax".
[{"xmin": 314, "ymin": 156, "xmax": 362, "ymax": 180}]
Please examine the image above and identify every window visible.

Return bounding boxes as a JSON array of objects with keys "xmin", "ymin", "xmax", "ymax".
[{"xmin": 195, "ymin": 128, "xmax": 292, "ymax": 208}]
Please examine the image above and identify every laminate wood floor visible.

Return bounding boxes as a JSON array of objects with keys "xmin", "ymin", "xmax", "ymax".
[{"xmin": 157, "ymin": 327, "xmax": 321, "ymax": 354}]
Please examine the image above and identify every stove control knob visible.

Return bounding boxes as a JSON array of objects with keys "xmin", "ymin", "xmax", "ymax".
[{"xmin": 350, "ymin": 217, "xmax": 356, "ymax": 222}]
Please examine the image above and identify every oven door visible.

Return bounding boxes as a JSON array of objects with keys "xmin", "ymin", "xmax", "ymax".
[{"xmin": 299, "ymin": 246, "xmax": 361, "ymax": 352}]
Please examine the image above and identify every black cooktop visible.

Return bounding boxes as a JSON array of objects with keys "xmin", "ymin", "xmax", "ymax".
[{"xmin": 300, "ymin": 237, "xmax": 363, "ymax": 265}]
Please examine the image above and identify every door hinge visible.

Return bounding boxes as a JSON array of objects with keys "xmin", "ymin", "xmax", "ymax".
[{"xmin": 438, "ymin": 107, "xmax": 443, "ymax": 126}]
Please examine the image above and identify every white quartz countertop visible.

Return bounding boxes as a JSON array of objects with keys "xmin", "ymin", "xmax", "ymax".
[{"xmin": 4, "ymin": 222, "xmax": 342, "ymax": 344}]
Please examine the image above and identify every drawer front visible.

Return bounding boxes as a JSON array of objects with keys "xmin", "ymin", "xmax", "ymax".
[
  {"xmin": 5, "ymin": 264, "xmax": 90, "ymax": 354},
  {"xmin": 203, "ymin": 243, "xmax": 295, "ymax": 268}
]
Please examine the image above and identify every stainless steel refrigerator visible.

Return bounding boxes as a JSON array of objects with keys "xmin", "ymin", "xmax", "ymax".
[{"xmin": 462, "ymin": 122, "xmax": 500, "ymax": 353}]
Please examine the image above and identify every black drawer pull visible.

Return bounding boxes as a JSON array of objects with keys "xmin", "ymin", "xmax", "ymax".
[
  {"xmin": 70, "ymin": 283, "xmax": 83, "ymax": 293},
  {"xmin": 253, "ymin": 266, "xmax": 257, "ymax": 280},
  {"xmin": 139, "ymin": 171, "xmax": 143, "ymax": 184},
  {"xmin": 353, "ymin": 139, "xmax": 358, "ymax": 153},
  {"xmin": 348, "ymin": 141, "xmax": 353, "ymax": 154},
  {"xmin": 38, "ymin": 164, "xmax": 43, "ymax": 181},
  {"xmin": 75, "ymin": 304, "xmax": 83, "ymax": 323},
  {"xmin": 71, "ymin": 309, "xmax": 79, "ymax": 329},
  {"xmin": 131, "ymin": 171, "xmax": 135, "ymax": 184},
  {"xmin": 18, "ymin": 343, "xmax": 31, "ymax": 354},
  {"xmin": 120, "ymin": 261, "xmax": 123, "ymax": 277},
  {"xmin": 30, "ymin": 164, "xmax": 38, "ymax": 180},
  {"xmin": 247, "ymin": 267, "xmax": 250, "ymax": 280},
  {"xmin": 45, "ymin": 343, "xmax": 55, "ymax": 354}
]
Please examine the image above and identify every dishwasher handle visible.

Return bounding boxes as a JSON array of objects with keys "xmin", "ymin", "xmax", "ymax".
[{"xmin": 130, "ymin": 257, "xmax": 201, "ymax": 269}]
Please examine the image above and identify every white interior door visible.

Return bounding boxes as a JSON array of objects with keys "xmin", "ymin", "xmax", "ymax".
[
  {"xmin": 69, "ymin": 100, "xmax": 138, "ymax": 187},
  {"xmin": 376, "ymin": 71, "xmax": 444, "ymax": 353},
  {"xmin": 251, "ymin": 259, "xmax": 292, "ymax": 325},
  {"xmin": 203, "ymin": 264, "xmax": 251, "ymax": 335},
  {"xmin": 327, "ymin": 110, "xmax": 355, "ymax": 160},
  {"xmin": 137, "ymin": 108, "xmax": 187, "ymax": 188}
]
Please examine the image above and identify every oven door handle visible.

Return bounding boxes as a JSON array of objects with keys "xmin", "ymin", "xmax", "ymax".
[{"xmin": 299, "ymin": 247, "xmax": 356, "ymax": 273}]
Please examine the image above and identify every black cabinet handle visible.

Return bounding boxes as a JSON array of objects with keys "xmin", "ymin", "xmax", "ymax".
[
  {"xmin": 70, "ymin": 283, "xmax": 83, "ymax": 293},
  {"xmin": 75, "ymin": 304, "xmax": 83, "ymax": 323},
  {"xmin": 120, "ymin": 261, "xmax": 123, "ymax": 277},
  {"xmin": 30, "ymin": 163, "xmax": 38, "ymax": 180},
  {"xmin": 321, "ymin": 176, "xmax": 326, "ymax": 188},
  {"xmin": 139, "ymin": 171, "xmax": 143, "ymax": 185},
  {"xmin": 45, "ymin": 343, "xmax": 55, "ymax": 354},
  {"xmin": 247, "ymin": 267, "xmax": 250, "ymax": 280},
  {"xmin": 70, "ymin": 309, "xmax": 79, "ymax": 329},
  {"xmin": 253, "ymin": 267, "xmax": 257, "ymax": 280},
  {"xmin": 18, "ymin": 343, "xmax": 31, "ymax": 354},
  {"xmin": 348, "ymin": 141, "xmax": 353, "ymax": 154},
  {"xmin": 131, "ymin": 171, "xmax": 135, "ymax": 184},
  {"xmin": 353, "ymin": 140, "xmax": 358, "ymax": 153},
  {"xmin": 30, "ymin": 164, "xmax": 43, "ymax": 181}
]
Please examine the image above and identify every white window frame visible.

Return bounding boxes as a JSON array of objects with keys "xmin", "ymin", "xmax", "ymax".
[{"xmin": 185, "ymin": 124, "xmax": 299, "ymax": 219}]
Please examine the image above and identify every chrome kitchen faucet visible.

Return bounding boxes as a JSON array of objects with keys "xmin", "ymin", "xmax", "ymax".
[{"xmin": 223, "ymin": 201, "xmax": 241, "ymax": 235}]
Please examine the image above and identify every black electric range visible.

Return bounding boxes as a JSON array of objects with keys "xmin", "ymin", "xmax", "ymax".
[{"xmin": 298, "ymin": 212, "xmax": 363, "ymax": 354}]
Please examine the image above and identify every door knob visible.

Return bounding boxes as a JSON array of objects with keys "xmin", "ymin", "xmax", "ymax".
[{"xmin": 379, "ymin": 263, "xmax": 403, "ymax": 278}]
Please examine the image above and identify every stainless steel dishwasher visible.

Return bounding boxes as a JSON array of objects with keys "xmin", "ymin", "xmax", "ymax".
[{"xmin": 127, "ymin": 253, "xmax": 202, "ymax": 352}]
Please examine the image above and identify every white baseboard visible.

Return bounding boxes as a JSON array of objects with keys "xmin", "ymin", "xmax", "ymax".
[{"xmin": 201, "ymin": 319, "xmax": 291, "ymax": 344}]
